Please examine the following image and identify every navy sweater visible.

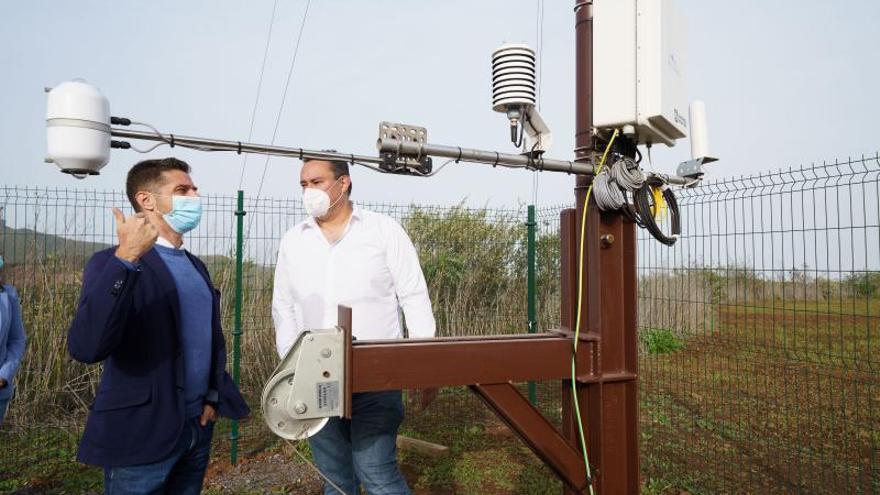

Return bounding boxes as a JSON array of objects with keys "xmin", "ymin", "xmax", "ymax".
[{"xmin": 154, "ymin": 244, "xmax": 213, "ymax": 418}]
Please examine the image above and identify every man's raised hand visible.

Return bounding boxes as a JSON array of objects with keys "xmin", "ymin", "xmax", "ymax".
[{"xmin": 113, "ymin": 207, "xmax": 158, "ymax": 263}]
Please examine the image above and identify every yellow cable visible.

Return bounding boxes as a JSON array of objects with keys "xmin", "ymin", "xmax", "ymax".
[
  {"xmin": 651, "ymin": 185, "xmax": 668, "ymax": 222},
  {"xmin": 572, "ymin": 129, "xmax": 618, "ymax": 494}
]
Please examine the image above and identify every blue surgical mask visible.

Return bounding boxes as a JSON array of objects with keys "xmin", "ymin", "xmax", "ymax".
[
  {"xmin": 158, "ymin": 195, "xmax": 203, "ymax": 234},
  {"xmin": 0, "ymin": 255, "xmax": 4, "ymax": 270}
]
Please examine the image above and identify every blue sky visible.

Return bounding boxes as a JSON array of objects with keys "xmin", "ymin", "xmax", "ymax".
[{"xmin": 2, "ymin": 0, "xmax": 878, "ymax": 207}]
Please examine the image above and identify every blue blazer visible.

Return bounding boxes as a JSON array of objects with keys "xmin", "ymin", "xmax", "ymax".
[
  {"xmin": 68, "ymin": 247, "xmax": 249, "ymax": 467},
  {"xmin": 0, "ymin": 285, "xmax": 27, "ymax": 402}
]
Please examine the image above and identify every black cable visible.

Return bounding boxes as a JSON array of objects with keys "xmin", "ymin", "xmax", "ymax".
[
  {"xmin": 513, "ymin": 121, "xmax": 525, "ymax": 148},
  {"xmin": 633, "ymin": 178, "xmax": 680, "ymax": 246}
]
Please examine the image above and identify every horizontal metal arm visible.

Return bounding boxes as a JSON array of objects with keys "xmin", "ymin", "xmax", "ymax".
[
  {"xmin": 110, "ymin": 128, "xmax": 385, "ymax": 165},
  {"xmin": 377, "ymin": 137, "xmax": 594, "ymax": 175},
  {"xmin": 350, "ymin": 333, "xmax": 595, "ymax": 392},
  {"xmin": 111, "ymin": 127, "xmax": 694, "ymax": 184}
]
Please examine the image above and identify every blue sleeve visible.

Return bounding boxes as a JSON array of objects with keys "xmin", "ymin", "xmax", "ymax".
[
  {"xmin": 0, "ymin": 287, "xmax": 27, "ymax": 383},
  {"xmin": 114, "ymin": 256, "xmax": 140, "ymax": 271},
  {"xmin": 67, "ymin": 251, "xmax": 142, "ymax": 364}
]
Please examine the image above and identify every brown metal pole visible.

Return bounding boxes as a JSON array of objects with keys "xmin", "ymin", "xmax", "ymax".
[{"xmin": 567, "ymin": 1, "xmax": 641, "ymax": 494}]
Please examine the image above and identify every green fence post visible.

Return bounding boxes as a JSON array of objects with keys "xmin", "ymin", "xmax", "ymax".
[
  {"xmin": 527, "ymin": 204, "xmax": 537, "ymax": 405},
  {"xmin": 231, "ymin": 190, "xmax": 246, "ymax": 465}
]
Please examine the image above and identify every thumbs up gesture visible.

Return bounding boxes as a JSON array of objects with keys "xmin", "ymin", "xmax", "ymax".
[{"xmin": 112, "ymin": 207, "xmax": 158, "ymax": 263}]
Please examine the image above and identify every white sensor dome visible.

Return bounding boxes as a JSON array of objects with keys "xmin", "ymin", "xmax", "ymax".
[{"xmin": 46, "ymin": 79, "xmax": 111, "ymax": 177}]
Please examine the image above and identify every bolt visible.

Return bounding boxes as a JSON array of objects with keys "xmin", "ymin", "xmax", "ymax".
[
  {"xmin": 307, "ymin": 336, "xmax": 314, "ymax": 342},
  {"xmin": 270, "ymin": 397, "xmax": 278, "ymax": 406},
  {"xmin": 321, "ymin": 348, "xmax": 332, "ymax": 358},
  {"xmin": 294, "ymin": 402, "xmax": 307, "ymax": 414},
  {"xmin": 600, "ymin": 234, "xmax": 615, "ymax": 248},
  {"xmin": 278, "ymin": 421, "xmax": 285, "ymax": 428}
]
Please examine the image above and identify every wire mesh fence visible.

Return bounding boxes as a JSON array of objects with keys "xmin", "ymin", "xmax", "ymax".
[
  {"xmin": 0, "ymin": 187, "xmax": 551, "ymax": 490},
  {"xmin": 638, "ymin": 154, "xmax": 880, "ymax": 494},
  {"xmin": 0, "ymin": 152, "xmax": 878, "ymax": 493}
]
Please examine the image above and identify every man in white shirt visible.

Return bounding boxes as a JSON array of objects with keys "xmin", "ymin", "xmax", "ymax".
[{"xmin": 272, "ymin": 157, "xmax": 435, "ymax": 495}]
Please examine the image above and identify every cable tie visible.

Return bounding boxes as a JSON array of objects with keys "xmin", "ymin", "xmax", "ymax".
[
  {"xmin": 236, "ymin": 141, "xmax": 242, "ymax": 155},
  {"xmin": 456, "ymin": 147, "xmax": 462, "ymax": 163},
  {"xmin": 493, "ymin": 152, "xmax": 500, "ymax": 168},
  {"xmin": 169, "ymin": 134, "xmax": 175, "ymax": 148}
]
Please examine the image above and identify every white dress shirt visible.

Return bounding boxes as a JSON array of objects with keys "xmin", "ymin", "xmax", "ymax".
[{"xmin": 272, "ymin": 206, "xmax": 436, "ymax": 358}]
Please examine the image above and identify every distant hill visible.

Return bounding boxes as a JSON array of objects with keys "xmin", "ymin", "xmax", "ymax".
[{"xmin": 0, "ymin": 222, "xmax": 111, "ymax": 265}]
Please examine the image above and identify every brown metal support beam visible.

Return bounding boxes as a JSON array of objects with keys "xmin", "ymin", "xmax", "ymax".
[
  {"xmin": 471, "ymin": 383, "xmax": 589, "ymax": 492},
  {"xmin": 350, "ymin": 334, "xmax": 595, "ymax": 392}
]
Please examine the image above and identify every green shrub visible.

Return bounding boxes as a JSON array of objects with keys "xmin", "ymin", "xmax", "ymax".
[{"xmin": 641, "ymin": 328, "xmax": 684, "ymax": 355}]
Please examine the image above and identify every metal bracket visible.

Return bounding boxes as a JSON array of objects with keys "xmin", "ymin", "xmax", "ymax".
[
  {"xmin": 377, "ymin": 122, "xmax": 433, "ymax": 175},
  {"xmin": 522, "ymin": 107, "xmax": 552, "ymax": 154},
  {"xmin": 261, "ymin": 327, "xmax": 347, "ymax": 440},
  {"xmin": 675, "ymin": 155, "xmax": 718, "ymax": 186}
]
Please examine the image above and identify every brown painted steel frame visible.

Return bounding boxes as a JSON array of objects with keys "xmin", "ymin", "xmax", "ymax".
[{"xmin": 344, "ymin": 328, "xmax": 596, "ymax": 492}]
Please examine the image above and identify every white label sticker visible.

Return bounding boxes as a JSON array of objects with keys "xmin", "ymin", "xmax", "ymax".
[{"xmin": 316, "ymin": 381, "xmax": 340, "ymax": 412}]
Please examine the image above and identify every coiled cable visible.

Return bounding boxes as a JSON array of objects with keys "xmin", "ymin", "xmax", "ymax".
[
  {"xmin": 592, "ymin": 171, "xmax": 626, "ymax": 211},
  {"xmin": 609, "ymin": 156, "xmax": 645, "ymax": 191},
  {"xmin": 633, "ymin": 178, "xmax": 681, "ymax": 246}
]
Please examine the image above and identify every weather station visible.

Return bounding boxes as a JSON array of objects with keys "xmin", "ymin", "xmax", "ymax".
[{"xmin": 44, "ymin": 1, "xmax": 717, "ymax": 493}]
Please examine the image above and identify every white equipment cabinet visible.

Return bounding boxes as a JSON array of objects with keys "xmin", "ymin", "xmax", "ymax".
[{"xmin": 593, "ymin": 0, "xmax": 688, "ymax": 146}]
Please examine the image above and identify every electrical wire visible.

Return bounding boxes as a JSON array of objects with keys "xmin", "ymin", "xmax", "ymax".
[
  {"xmin": 633, "ymin": 178, "xmax": 680, "ymax": 246},
  {"xmin": 412, "ymin": 159, "xmax": 455, "ymax": 177},
  {"xmin": 254, "ymin": 0, "xmax": 312, "ymax": 201},
  {"xmin": 352, "ymin": 161, "xmax": 392, "ymax": 174},
  {"xmin": 592, "ymin": 171, "xmax": 625, "ymax": 211},
  {"xmin": 592, "ymin": 155, "xmax": 645, "ymax": 211},
  {"xmin": 286, "ymin": 440, "xmax": 351, "ymax": 495},
  {"xmin": 572, "ymin": 128, "xmax": 619, "ymax": 495},
  {"xmin": 128, "ymin": 120, "xmax": 221, "ymax": 153},
  {"xmin": 130, "ymin": 121, "xmax": 172, "ymax": 147},
  {"xmin": 238, "ymin": 0, "xmax": 281, "ymax": 189},
  {"xmin": 531, "ymin": 0, "xmax": 544, "ymax": 208},
  {"xmin": 609, "ymin": 156, "xmax": 645, "ymax": 191},
  {"xmin": 129, "ymin": 141, "xmax": 167, "ymax": 154},
  {"xmin": 513, "ymin": 121, "xmax": 525, "ymax": 148}
]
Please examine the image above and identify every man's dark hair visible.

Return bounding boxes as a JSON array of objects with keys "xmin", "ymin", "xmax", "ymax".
[
  {"xmin": 304, "ymin": 153, "xmax": 352, "ymax": 196},
  {"xmin": 126, "ymin": 158, "xmax": 191, "ymax": 211}
]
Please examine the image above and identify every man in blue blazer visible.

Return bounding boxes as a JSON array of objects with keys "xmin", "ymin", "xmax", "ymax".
[
  {"xmin": 0, "ymin": 255, "xmax": 28, "ymax": 424},
  {"xmin": 68, "ymin": 158, "xmax": 249, "ymax": 494}
]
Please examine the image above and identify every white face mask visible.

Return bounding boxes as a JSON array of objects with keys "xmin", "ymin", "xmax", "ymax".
[{"xmin": 302, "ymin": 177, "xmax": 344, "ymax": 218}]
